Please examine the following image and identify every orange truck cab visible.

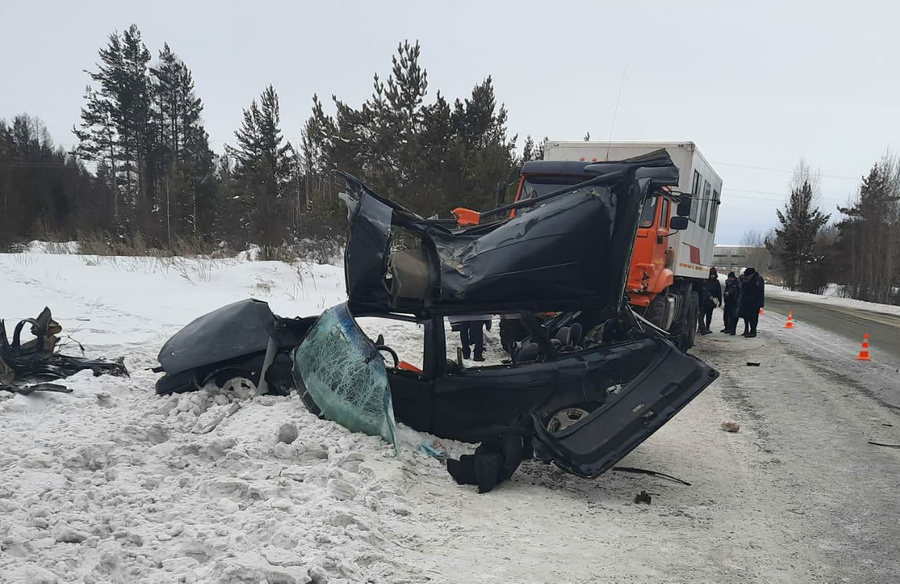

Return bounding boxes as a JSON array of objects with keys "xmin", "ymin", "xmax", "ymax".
[{"xmin": 452, "ymin": 142, "xmax": 723, "ymax": 350}]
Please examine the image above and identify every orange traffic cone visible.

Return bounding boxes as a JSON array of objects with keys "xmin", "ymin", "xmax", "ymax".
[
  {"xmin": 856, "ymin": 334, "xmax": 872, "ymax": 361},
  {"xmin": 784, "ymin": 310, "xmax": 795, "ymax": 329}
]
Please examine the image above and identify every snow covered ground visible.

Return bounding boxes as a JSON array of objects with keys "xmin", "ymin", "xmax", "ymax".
[
  {"xmin": 3, "ymin": 248, "xmax": 900, "ymax": 583},
  {"xmin": 767, "ymin": 285, "xmax": 900, "ymax": 317}
]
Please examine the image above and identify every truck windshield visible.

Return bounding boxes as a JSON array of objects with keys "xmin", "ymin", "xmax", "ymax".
[
  {"xmin": 639, "ymin": 196, "xmax": 657, "ymax": 228},
  {"xmin": 518, "ymin": 176, "xmax": 587, "ymax": 201},
  {"xmin": 519, "ymin": 176, "xmax": 657, "ymax": 228}
]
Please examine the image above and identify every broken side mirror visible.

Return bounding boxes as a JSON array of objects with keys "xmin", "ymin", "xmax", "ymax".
[
  {"xmin": 676, "ymin": 197, "xmax": 692, "ymax": 217},
  {"xmin": 669, "ymin": 216, "xmax": 689, "ymax": 231}
]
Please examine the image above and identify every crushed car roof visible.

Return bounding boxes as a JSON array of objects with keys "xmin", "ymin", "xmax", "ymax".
[{"xmin": 340, "ymin": 149, "xmax": 679, "ymax": 317}]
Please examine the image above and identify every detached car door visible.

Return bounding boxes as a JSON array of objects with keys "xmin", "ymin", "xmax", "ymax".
[{"xmin": 531, "ymin": 337, "xmax": 719, "ymax": 478}]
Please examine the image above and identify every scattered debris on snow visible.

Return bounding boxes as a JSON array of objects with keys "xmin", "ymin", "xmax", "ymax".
[
  {"xmin": 868, "ymin": 440, "xmax": 900, "ymax": 449},
  {"xmin": 721, "ymin": 421, "xmax": 741, "ymax": 432},
  {"xmin": 0, "ymin": 306, "xmax": 127, "ymax": 392},
  {"xmin": 612, "ymin": 467, "xmax": 692, "ymax": 486}
]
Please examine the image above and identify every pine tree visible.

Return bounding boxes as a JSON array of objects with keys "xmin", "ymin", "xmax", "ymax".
[
  {"xmin": 149, "ymin": 43, "xmax": 215, "ymax": 243},
  {"xmin": 834, "ymin": 157, "xmax": 900, "ymax": 303},
  {"xmin": 521, "ymin": 135, "xmax": 536, "ymax": 163},
  {"xmin": 535, "ymin": 136, "xmax": 547, "ymax": 161},
  {"xmin": 767, "ymin": 179, "xmax": 831, "ymax": 291},
  {"xmin": 299, "ymin": 40, "xmax": 516, "ymax": 223},
  {"xmin": 226, "ymin": 85, "xmax": 295, "ymax": 247},
  {"xmin": 74, "ymin": 24, "xmax": 152, "ymax": 231},
  {"xmin": 0, "ymin": 120, "xmax": 9, "ymax": 247},
  {"xmin": 2, "ymin": 114, "xmax": 108, "ymax": 244},
  {"xmin": 74, "ymin": 85, "xmax": 120, "ymax": 221},
  {"xmin": 449, "ymin": 76, "xmax": 516, "ymax": 212}
]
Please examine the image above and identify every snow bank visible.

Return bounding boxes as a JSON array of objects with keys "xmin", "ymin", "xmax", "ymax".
[
  {"xmin": 0, "ymin": 247, "xmax": 455, "ymax": 582},
  {"xmin": 0, "ymin": 373, "xmax": 434, "ymax": 582},
  {"xmin": 25, "ymin": 241, "xmax": 80, "ymax": 254},
  {"xmin": 2, "ymin": 251, "xmax": 346, "ymax": 354},
  {"xmin": 767, "ymin": 285, "xmax": 900, "ymax": 317}
]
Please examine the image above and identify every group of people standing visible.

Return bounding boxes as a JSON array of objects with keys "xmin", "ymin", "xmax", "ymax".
[{"xmin": 699, "ymin": 267, "xmax": 765, "ymax": 338}]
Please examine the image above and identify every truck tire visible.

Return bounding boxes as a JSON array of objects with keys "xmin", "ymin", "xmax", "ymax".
[
  {"xmin": 682, "ymin": 291, "xmax": 699, "ymax": 351},
  {"xmin": 669, "ymin": 288, "xmax": 698, "ymax": 352}
]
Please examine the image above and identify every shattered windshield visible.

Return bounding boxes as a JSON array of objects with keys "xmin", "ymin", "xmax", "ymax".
[{"xmin": 292, "ymin": 303, "xmax": 399, "ymax": 453}]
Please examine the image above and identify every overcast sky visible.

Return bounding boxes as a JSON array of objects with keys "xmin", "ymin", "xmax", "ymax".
[{"xmin": 3, "ymin": 1, "xmax": 898, "ymax": 244}]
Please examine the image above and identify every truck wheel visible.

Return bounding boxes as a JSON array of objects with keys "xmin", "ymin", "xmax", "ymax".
[
  {"xmin": 682, "ymin": 291, "xmax": 699, "ymax": 351},
  {"xmin": 670, "ymin": 289, "xmax": 698, "ymax": 352}
]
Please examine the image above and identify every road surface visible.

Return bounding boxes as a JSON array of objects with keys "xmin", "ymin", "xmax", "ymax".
[{"xmin": 764, "ymin": 294, "xmax": 900, "ymax": 366}]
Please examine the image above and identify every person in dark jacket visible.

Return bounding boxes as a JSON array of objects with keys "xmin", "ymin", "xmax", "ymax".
[
  {"xmin": 721, "ymin": 271, "xmax": 741, "ymax": 335},
  {"xmin": 449, "ymin": 315, "xmax": 491, "ymax": 361},
  {"xmin": 738, "ymin": 267, "xmax": 765, "ymax": 337},
  {"xmin": 699, "ymin": 267, "xmax": 722, "ymax": 335}
]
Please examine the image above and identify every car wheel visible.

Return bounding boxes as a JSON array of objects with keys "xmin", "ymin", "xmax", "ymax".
[
  {"xmin": 212, "ymin": 371, "xmax": 258, "ymax": 400},
  {"xmin": 546, "ymin": 406, "xmax": 591, "ymax": 433}
]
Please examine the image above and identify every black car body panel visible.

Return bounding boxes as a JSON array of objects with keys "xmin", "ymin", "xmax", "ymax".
[
  {"xmin": 155, "ymin": 299, "xmax": 315, "ymax": 394},
  {"xmin": 531, "ymin": 338, "xmax": 718, "ymax": 478},
  {"xmin": 158, "ymin": 299, "xmax": 277, "ymax": 375},
  {"xmin": 340, "ymin": 150, "xmax": 679, "ymax": 317},
  {"xmin": 293, "ymin": 301, "xmax": 718, "ymax": 476}
]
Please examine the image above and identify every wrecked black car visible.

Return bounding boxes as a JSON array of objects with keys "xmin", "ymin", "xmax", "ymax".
[
  {"xmin": 155, "ymin": 150, "xmax": 719, "ymax": 480},
  {"xmin": 155, "ymin": 299, "xmax": 314, "ymax": 398}
]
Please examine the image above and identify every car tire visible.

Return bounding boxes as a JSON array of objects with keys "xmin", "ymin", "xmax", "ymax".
[{"xmin": 210, "ymin": 370, "xmax": 258, "ymax": 400}]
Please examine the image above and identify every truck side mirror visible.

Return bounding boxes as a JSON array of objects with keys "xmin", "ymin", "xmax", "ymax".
[
  {"xmin": 496, "ymin": 180, "xmax": 507, "ymax": 208},
  {"xmin": 676, "ymin": 197, "xmax": 692, "ymax": 217},
  {"xmin": 669, "ymin": 216, "xmax": 689, "ymax": 231}
]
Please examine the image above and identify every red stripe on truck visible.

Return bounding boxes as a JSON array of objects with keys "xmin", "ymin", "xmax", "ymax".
[{"xmin": 689, "ymin": 244, "xmax": 701, "ymax": 265}]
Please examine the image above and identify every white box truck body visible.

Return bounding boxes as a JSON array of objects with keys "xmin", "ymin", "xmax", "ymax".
[{"xmin": 542, "ymin": 141, "xmax": 723, "ymax": 279}]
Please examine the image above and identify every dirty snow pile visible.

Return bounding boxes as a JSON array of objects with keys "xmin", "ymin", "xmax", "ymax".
[{"xmin": 0, "ymin": 247, "xmax": 455, "ymax": 583}]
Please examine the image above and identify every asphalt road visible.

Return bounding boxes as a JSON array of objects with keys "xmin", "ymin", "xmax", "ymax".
[{"xmin": 764, "ymin": 294, "xmax": 900, "ymax": 365}]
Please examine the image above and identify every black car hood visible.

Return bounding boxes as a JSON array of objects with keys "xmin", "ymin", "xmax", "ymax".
[
  {"xmin": 340, "ymin": 150, "xmax": 679, "ymax": 317},
  {"xmin": 157, "ymin": 299, "xmax": 313, "ymax": 376}
]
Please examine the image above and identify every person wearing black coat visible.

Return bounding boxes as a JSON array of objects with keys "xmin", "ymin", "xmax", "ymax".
[
  {"xmin": 721, "ymin": 271, "xmax": 741, "ymax": 335},
  {"xmin": 738, "ymin": 267, "xmax": 765, "ymax": 337},
  {"xmin": 699, "ymin": 267, "xmax": 722, "ymax": 335}
]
